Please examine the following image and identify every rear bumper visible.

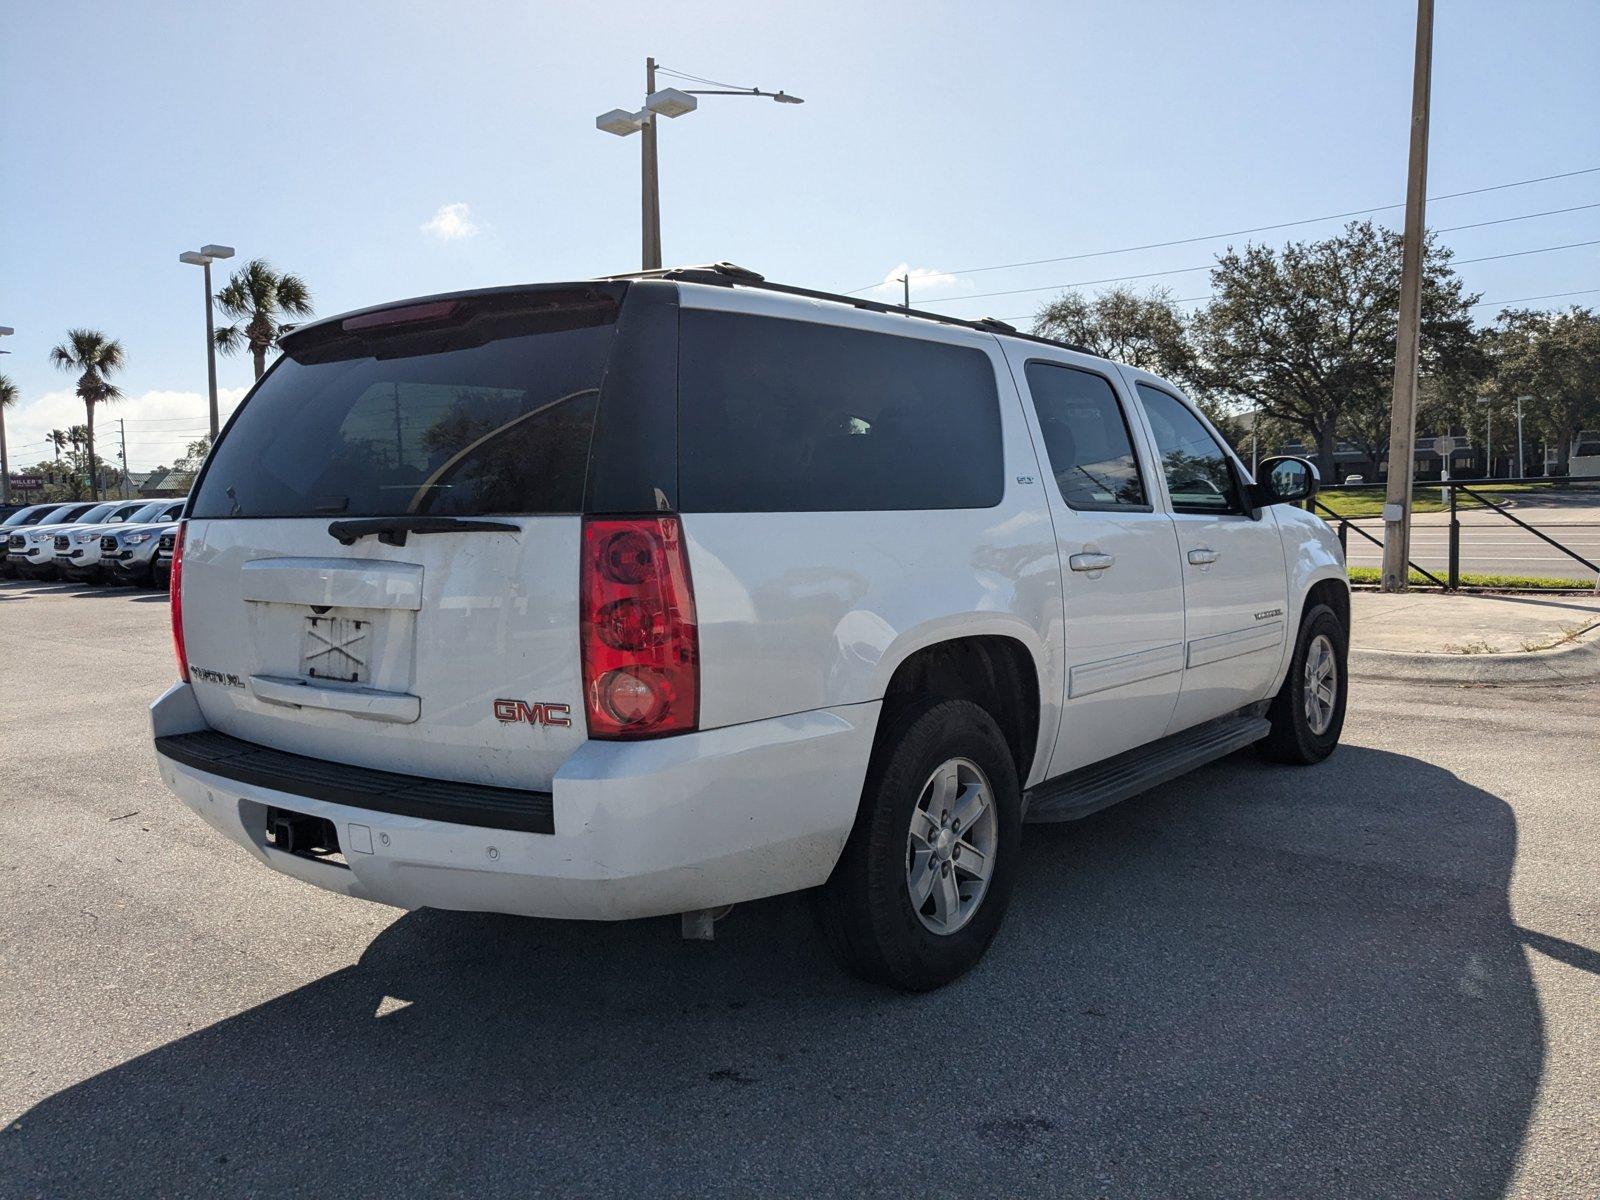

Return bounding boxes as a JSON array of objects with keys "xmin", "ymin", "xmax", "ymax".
[{"xmin": 152, "ymin": 682, "xmax": 879, "ymax": 921}]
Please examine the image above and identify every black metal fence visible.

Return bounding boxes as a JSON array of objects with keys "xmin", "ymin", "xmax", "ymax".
[{"xmin": 1311, "ymin": 477, "xmax": 1600, "ymax": 591}]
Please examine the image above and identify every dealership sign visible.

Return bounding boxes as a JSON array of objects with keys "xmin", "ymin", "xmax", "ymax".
[{"xmin": 9, "ymin": 475, "xmax": 43, "ymax": 492}]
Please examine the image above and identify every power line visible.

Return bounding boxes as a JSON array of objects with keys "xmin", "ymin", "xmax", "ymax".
[
  {"xmin": 1469, "ymin": 286, "xmax": 1600, "ymax": 308},
  {"xmin": 1452, "ymin": 238, "xmax": 1600, "ymax": 265},
  {"xmin": 992, "ymin": 286, "xmax": 1599, "ymax": 326},
  {"xmin": 655, "ymin": 66, "xmax": 753, "ymax": 91},
  {"xmin": 920, "ymin": 237, "xmax": 1600, "ymax": 306},
  {"xmin": 1435, "ymin": 202, "xmax": 1600, "ymax": 233},
  {"xmin": 843, "ymin": 165, "xmax": 1600, "ymax": 293}
]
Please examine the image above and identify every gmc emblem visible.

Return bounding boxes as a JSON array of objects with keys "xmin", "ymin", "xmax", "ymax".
[{"xmin": 493, "ymin": 698, "xmax": 572, "ymax": 727}]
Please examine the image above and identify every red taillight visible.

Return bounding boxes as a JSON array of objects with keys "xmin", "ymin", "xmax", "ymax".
[
  {"xmin": 170, "ymin": 521, "xmax": 189, "ymax": 682},
  {"xmin": 580, "ymin": 516, "xmax": 698, "ymax": 739}
]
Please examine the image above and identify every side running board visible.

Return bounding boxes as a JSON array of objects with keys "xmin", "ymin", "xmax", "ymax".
[{"xmin": 1024, "ymin": 713, "xmax": 1270, "ymax": 823}]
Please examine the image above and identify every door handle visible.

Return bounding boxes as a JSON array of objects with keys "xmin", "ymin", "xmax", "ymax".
[
  {"xmin": 1069, "ymin": 551, "xmax": 1116, "ymax": 573},
  {"xmin": 1187, "ymin": 548, "xmax": 1220, "ymax": 566}
]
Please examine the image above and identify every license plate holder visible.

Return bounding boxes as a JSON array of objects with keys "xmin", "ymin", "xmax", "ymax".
[{"xmin": 301, "ymin": 613, "xmax": 369, "ymax": 684}]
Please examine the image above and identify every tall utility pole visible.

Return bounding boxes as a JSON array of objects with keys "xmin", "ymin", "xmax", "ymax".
[
  {"xmin": 118, "ymin": 419, "xmax": 130, "ymax": 499},
  {"xmin": 641, "ymin": 57, "xmax": 662, "ymax": 270},
  {"xmin": 900, "ymin": 273, "xmax": 910, "ymax": 310},
  {"xmin": 1380, "ymin": 0, "xmax": 1435, "ymax": 591},
  {"xmin": 0, "ymin": 324, "xmax": 13, "ymax": 505}
]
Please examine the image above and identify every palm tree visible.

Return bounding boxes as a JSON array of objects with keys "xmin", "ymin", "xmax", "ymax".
[
  {"xmin": 0, "ymin": 374, "xmax": 16, "ymax": 506},
  {"xmin": 214, "ymin": 259, "xmax": 313, "ymax": 379},
  {"xmin": 49, "ymin": 329, "xmax": 125, "ymax": 500},
  {"xmin": 48, "ymin": 429, "xmax": 67, "ymax": 479}
]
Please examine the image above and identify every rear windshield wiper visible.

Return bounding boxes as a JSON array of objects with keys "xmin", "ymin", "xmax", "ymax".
[{"xmin": 327, "ymin": 516, "xmax": 520, "ymax": 547}]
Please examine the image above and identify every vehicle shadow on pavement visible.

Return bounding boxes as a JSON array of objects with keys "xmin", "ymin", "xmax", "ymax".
[{"xmin": 2, "ymin": 746, "xmax": 1541, "ymax": 1198}]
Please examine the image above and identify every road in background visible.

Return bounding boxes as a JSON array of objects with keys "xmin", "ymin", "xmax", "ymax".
[
  {"xmin": 1334, "ymin": 492, "xmax": 1600, "ymax": 582},
  {"xmin": 2, "ymin": 579, "xmax": 1597, "ymax": 1198}
]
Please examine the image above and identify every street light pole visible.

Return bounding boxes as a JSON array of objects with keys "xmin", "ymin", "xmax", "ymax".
[
  {"xmin": 1381, "ymin": 0, "xmax": 1434, "ymax": 592},
  {"xmin": 179, "ymin": 245, "xmax": 235, "ymax": 440},
  {"xmin": 597, "ymin": 63, "xmax": 803, "ymax": 271},
  {"xmin": 1516, "ymin": 395, "xmax": 1529, "ymax": 479},
  {"xmin": 0, "ymin": 325, "xmax": 12, "ymax": 506},
  {"xmin": 1477, "ymin": 395, "xmax": 1494, "ymax": 478},
  {"xmin": 642, "ymin": 58, "xmax": 662, "ymax": 270}
]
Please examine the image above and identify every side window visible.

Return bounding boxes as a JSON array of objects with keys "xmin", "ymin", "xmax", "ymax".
[
  {"xmin": 1022, "ymin": 362, "xmax": 1148, "ymax": 511},
  {"xmin": 678, "ymin": 310, "xmax": 1004, "ymax": 512},
  {"xmin": 1136, "ymin": 384, "xmax": 1244, "ymax": 514}
]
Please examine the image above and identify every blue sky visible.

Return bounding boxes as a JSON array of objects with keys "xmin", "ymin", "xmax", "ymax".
[{"xmin": 3, "ymin": 0, "xmax": 1597, "ymax": 470}]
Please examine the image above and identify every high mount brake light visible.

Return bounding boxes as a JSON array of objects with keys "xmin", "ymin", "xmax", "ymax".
[
  {"xmin": 342, "ymin": 300, "xmax": 460, "ymax": 332},
  {"xmin": 580, "ymin": 516, "xmax": 699, "ymax": 739},
  {"xmin": 170, "ymin": 521, "xmax": 189, "ymax": 682}
]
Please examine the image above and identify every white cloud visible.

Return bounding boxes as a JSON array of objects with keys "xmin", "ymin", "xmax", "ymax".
[
  {"xmin": 4, "ymin": 386, "xmax": 248, "ymax": 474},
  {"xmin": 420, "ymin": 202, "xmax": 482, "ymax": 241},
  {"xmin": 865, "ymin": 263, "xmax": 970, "ymax": 303}
]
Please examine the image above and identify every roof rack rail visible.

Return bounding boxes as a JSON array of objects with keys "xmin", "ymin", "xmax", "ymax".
[{"xmin": 602, "ymin": 262, "xmax": 1096, "ymax": 357}]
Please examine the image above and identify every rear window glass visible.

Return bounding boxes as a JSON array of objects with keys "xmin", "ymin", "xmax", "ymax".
[
  {"xmin": 677, "ymin": 310, "xmax": 1003, "ymax": 512},
  {"xmin": 192, "ymin": 297, "xmax": 617, "ymax": 519}
]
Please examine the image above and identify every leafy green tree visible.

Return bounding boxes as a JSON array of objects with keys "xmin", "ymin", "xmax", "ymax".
[
  {"xmin": 1032, "ymin": 285, "xmax": 1250, "ymax": 451},
  {"xmin": 1486, "ymin": 306, "xmax": 1600, "ymax": 475},
  {"xmin": 174, "ymin": 435, "xmax": 212, "ymax": 474},
  {"xmin": 214, "ymin": 259, "xmax": 313, "ymax": 378},
  {"xmin": 0, "ymin": 374, "xmax": 16, "ymax": 504},
  {"xmin": 1033, "ymin": 287, "xmax": 1200, "ymax": 384},
  {"xmin": 1193, "ymin": 221, "xmax": 1480, "ymax": 480},
  {"xmin": 48, "ymin": 329, "xmax": 125, "ymax": 499}
]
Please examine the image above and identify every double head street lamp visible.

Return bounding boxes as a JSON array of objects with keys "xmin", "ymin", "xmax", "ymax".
[
  {"xmin": 179, "ymin": 243, "xmax": 235, "ymax": 439},
  {"xmin": 596, "ymin": 59, "xmax": 803, "ymax": 270}
]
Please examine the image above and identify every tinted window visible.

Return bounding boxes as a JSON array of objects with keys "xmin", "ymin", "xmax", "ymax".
[
  {"xmin": 1136, "ymin": 384, "xmax": 1243, "ymax": 514},
  {"xmin": 1024, "ymin": 363, "xmax": 1147, "ymax": 510},
  {"xmin": 192, "ymin": 299, "xmax": 617, "ymax": 519},
  {"xmin": 678, "ymin": 311, "xmax": 1003, "ymax": 512}
]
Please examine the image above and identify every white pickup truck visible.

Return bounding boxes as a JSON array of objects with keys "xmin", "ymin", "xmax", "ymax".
[{"xmin": 152, "ymin": 264, "xmax": 1348, "ymax": 990}]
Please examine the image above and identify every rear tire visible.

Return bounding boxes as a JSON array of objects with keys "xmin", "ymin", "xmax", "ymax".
[
  {"xmin": 1257, "ymin": 602, "xmax": 1347, "ymax": 765},
  {"xmin": 818, "ymin": 699, "xmax": 1021, "ymax": 991}
]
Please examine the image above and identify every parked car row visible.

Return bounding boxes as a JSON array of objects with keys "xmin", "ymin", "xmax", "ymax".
[{"xmin": 0, "ymin": 498, "xmax": 187, "ymax": 588}]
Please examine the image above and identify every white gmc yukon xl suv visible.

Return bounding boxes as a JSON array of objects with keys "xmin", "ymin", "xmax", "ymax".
[{"xmin": 153, "ymin": 264, "xmax": 1348, "ymax": 990}]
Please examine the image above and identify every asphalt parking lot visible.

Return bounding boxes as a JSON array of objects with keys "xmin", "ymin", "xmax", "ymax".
[{"xmin": 2, "ymin": 577, "xmax": 1597, "ymax": 1199}]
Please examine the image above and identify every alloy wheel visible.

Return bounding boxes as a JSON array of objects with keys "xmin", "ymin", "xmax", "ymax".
[
  {"xmin": 1303, "ymin": 632, "xmax": 1338, "ymax": 736},
  {"xmin": 905, "ymin": 757, "xmax": 998, "ymax": 935}
]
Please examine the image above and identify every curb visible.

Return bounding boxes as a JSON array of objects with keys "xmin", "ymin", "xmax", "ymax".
[{"xmin": 1349, "ymin": 625, "xmax": 1600, "ymax": 684}]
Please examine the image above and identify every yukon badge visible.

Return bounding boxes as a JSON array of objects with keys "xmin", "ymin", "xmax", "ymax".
[{"xmin": 494, "ymin": 699, "xmax": 572, "ymax": 728}]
